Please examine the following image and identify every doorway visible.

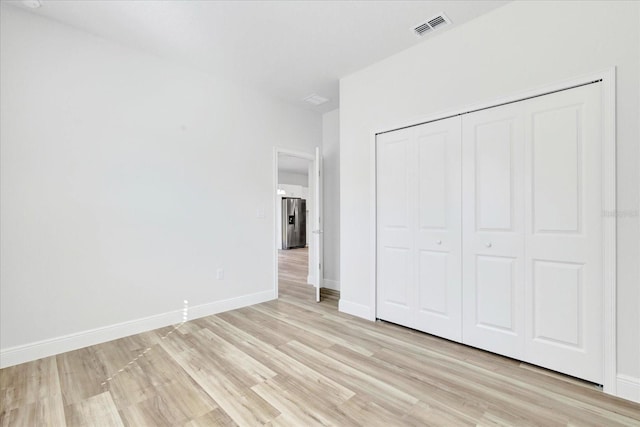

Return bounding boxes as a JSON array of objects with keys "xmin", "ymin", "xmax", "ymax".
[{"xmin": 273, "ymin": 148, "xmax": 320, "ymax": 302}]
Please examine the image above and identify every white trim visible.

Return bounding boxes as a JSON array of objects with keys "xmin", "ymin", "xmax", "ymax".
[
  {"xmin": 322, "ymin": 279, "xmax": 340, "ymax": 291},
  {"xmin": 0, "ymin": 290, "xmax": 274, "ymax": 368},
  {"xmin": 314, "ymin": 146, "xmax": 324, "ymax": 302},
  {"xmin": 600, "ymin": 67, "xmax": 617, "ymax": 396},
  {"xmin": 273, "ymin": 147, "xmax": 279, "ymax": 299},
  {"xmin": 616, "ymin": 374, "xmax": 640, "ymax": 403},
  {"xmin": 369, "ymin": 68, "xmax": 617, "ymax": 396},
  {"xmin": 338, "ymin": 299, "xmax": 375, "ymax": 321},
  {"xmin": 370, "ymin": 125, "xmax": 378, "ymax": 320},
  {"xmin": 273, "ymin": 147, "xmax": 315, "ymax": 301},
  {"xmin": 307, "ymin": 273, "xmax": 317, "ymax": 286},
  {"xmin": 186, "ymin": 290, "xmax": 275, "ymax": 321}
]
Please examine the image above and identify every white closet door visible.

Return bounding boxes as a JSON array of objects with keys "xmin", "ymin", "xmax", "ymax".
[
  {"xmin": 462, "ymin": 103, "xmax": 526, "ymax": 359},
  {"xmin": 376, "ymin": 128, "xmax": 414, "ymax": 326},
  {"xmin": 377, "ymin": 117, "xmax": 462, "ymax": 341},
  {"xmin": 378, "ymin": 83, "xmax": 604, "ymax": 385},
  {"xmin": 414, "ymin": 117, "xmax": 462, "ymax": 341},
  {"xmin": 523, "ymin": 84, "xmax": 603, "ymax": 383}
]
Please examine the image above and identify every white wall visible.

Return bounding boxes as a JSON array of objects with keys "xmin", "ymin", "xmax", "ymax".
[
  {"xmin": 322, "ymin": 109, "xmax": 340, "ymax": 290},
  {"xmin": 0, "ymin": 6, "xmax": 322, "ymax": 366},
  {"xmin": 339, "ymin": 0, "xmax": 640, "ymax": 397},
  {"xmin": 278, "ymin": 171, "xmax": 308, "ymax": 187}
]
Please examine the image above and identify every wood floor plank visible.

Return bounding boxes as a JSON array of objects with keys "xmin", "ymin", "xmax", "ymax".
[
  {"xmin": 250, "ymin": 303, "xmax": 377, "ymax": 357},
  {"xmin": 402, "ymin": 401, "xmax": 476, "ymax": 427},
  {"xmin": 194, "ymin": 327, "xmax": 278, "ymax": 386},
  {"xmin": 279, "ymin": 340, "xmax": 419, "ymax": 414},
  {"xmin": 0, "ymin": 356, "xmax": 61, "ymax": 412},
  {"xmin": 1, "ymin": 394, "xmax": 66, "ymax": 427},
  {"xmin": 161, "ymin": 340, "xmax": 280, "ymax": 425},
  {"xmin": 251, "ymin": 376, "xmax": 335, "ymax": 426},
  {"xmin": 332, "ymin": 395, "xmax": 408, "ymax": 427},
  {"xmin": 118, "ymin": 378, "xmax": 216, "ymax": 426},
  {"xmin": 215, "ymin": 310, "xmax": 292, "ymax": 348},
  {"xmin": 183, "ymin": 408, "xmax": 237, "ymax": 427},
  {"xmin": 56, "ymin": 347, "xmax": 107, "ymax": 407},
  {"xmin": 323, "ymin": 344, "xmax": 494, "ymax": 424},
  {"xmin": 1, "ymin": 247, "xmax": 639, "ymax": 426},
  {"xmin": 200, "ymin": 315, "xmax": 356, "ymax": 405},
  {"xmin": 374, "ymin": 345, "xmax": 635, "ymax": 426},
  {"xmin": 64, "ymin": 391, "xmax": 123, "ymax": 427}
]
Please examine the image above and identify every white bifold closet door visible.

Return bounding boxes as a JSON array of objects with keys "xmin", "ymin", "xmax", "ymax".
[
  {"xmin": 522, "ymin": 85, "xmax": 603, "ymax": 384},
  {"xmin": 377, "ymin": 82, "xmax": 603, "ymax": 384},
  {"xmin": 377, "ymin": 116, "xmax": 462, "ymax": 342},
  {"xmin": 461, "ymin": 101, "xmax": 526, "ymax": 360},
  {"xmin": 462, "ymin": 83, "xmax": 603, "ymax": 383}
]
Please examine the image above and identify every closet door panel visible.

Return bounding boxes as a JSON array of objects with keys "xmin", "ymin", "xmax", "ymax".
[
  {"xmin": 475, "ymin": 255, "xmax": 517, "ymax": 332},
  {"xmin": 524, "ymin": 83, "xmax": 603, "ymax": 384},
  {"xmin": 414, "ymin": 117, "xmax": 462, "ymax": 341},
  {"xmin": 475, "ymin": 122, "xmax": 513, "ymax": 231},
  {"xmin": 418, "ymin": 250, "xmax": 448, "ymax": 315},
  {"xmin": 376, "ymin": 129, "xmax": 414, "ymax": 326},
  {"xmin": 532, "ymin": 260, "xmax": 582, "ymax": 346},
  {"xmin": 417, "ymin": 131, "xmax": 448, "ymax": 229},
  {"xmin": 462, "ymin": 105, "xmax": 525, "ymax": 359},
  {"xmin": 379, "ymin": 247, "xmax": 411, "ymax": 310},
  {"xmin": 531, "ymin": 106, "xmax": 581, "ymax": 233}
]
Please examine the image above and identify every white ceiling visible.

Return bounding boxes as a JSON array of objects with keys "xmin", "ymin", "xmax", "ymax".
[{"xmin": 6, "ymin": 0, "xmax": 509, "ymax": 113}]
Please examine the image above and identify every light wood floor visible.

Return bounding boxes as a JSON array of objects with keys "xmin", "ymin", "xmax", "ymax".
[{"xmin": 2, "ymin": 248, "xmax": 639, "ymax": 426}]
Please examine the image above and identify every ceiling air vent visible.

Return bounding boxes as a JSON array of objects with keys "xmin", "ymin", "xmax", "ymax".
[
  {"xmin": 303, "ymin": 94, "xmax": 329, "ymax": 106},
  {"xmin": 412, "ymin": 13, "xmax": 451, "ymax": 37},
  {"xmin": 413, "ymin": 22, "xmax": 432, "ymax": 37}
]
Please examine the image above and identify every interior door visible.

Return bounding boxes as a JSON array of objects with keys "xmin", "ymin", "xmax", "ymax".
[
  {"xmin": 376, "ymin": 128, "xmax": 414, "ymax": 326},
  {"xmin": 462, "ymin": 102, "xmax": 526, "ymax": 359},
  {"xmin": 523, "ymin": 83, "xmax": 603, "ymax": 383},
  {"xmin": 414, "ymin": 117, "xmax": 462, "ymax": 341},
  {"xmin": 313, "ymin": 146, "xmax": 323, "ymax": 302}
]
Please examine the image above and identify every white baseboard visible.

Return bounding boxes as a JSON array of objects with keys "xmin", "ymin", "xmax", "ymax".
[
  {"xmin": 0, "ymin": 290, "xmax": 274, "ymax": 369},
  {"xmin": 0, "ymin": 309, "xmax": 181, "ymax": 369},
  {"xmin": 338, "ymin": 299, "xmax": 375, "ymax": 321},
  {"xmin": 186, "ymin": 290, "xmax": 274, "ymax": 322},
  {"xmin": 321, "ymin": 279, "xmax": 340, "ymax": 291},
  {"xmin": 616, "ymin": 374, "xmax": 640, "ymax": 403}
]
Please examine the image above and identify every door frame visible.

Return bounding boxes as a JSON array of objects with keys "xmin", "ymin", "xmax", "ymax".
[
  {"xmin": 273, "ymin": 147, "xmax": 316, "ymax": 299},
  {"xmin": 369, "ymin": 68, "xmax": 617, "ymax": 395}
]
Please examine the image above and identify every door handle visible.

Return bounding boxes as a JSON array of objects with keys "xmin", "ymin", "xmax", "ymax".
[
  {"xmin": 312, "ymin": 230, "xmax": 324, "ymax": 234},
  {"xmin": 485, "ymin": 242, "xmax": 492, "ymax": 248},
  {"xmin": 436, "ymin": 240, "xmax": 442, "ymax": 245}
]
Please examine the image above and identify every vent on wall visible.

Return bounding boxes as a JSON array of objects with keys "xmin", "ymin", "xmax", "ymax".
[{"xmin": 412, "ymin": 13, "xmax": 451, "ymax": 37}]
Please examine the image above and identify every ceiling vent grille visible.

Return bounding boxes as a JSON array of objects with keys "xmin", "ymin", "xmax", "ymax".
[
  {"xmin": 412, "ymin": 13, "xmax": 451, "ymax": 37},
  {"xmin": 303, "ymin": 93, "xmax": 329, "ymax": 106},
  {"xmin": 413, "ymin": 22, "xmax": 432, "ymax": 36}
]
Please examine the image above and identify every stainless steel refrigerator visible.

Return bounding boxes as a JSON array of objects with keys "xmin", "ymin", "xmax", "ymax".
[{"xmin": 281, "ymin": 197, "xmax": 306, "ymax": 249}]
